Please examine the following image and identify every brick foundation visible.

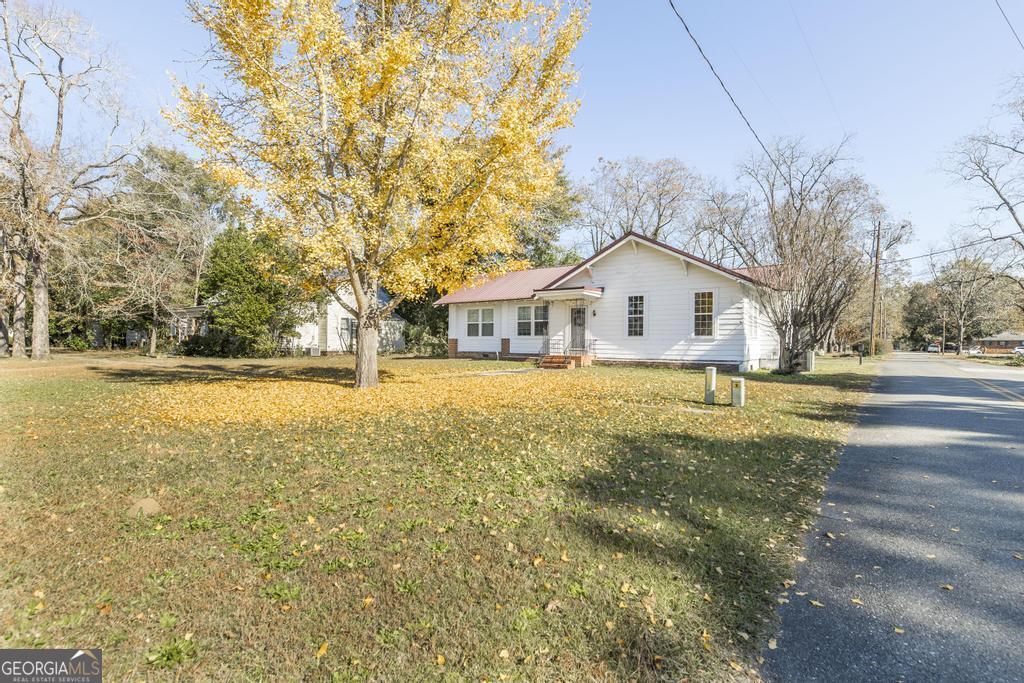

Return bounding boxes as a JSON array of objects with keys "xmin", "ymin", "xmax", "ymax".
[
  {"xmin": 593, "ymin": 359, "xmax": 740, "ymax": 372},
  {"xmin": 447, "ymin": 338, "xmax": 458, "ymax": 358},
  {"xmin": 500, "ymin": 338, "xmax": 511, "ymax": 356}
]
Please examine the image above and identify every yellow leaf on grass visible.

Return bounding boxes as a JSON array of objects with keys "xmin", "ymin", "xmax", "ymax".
[
  {"xmin": 436, "ymin": 655, "xmax": 445, "ymax": 666},
  {"xmin": 316, "ymin": 642, "xmax": 328, "ymax": 660}
]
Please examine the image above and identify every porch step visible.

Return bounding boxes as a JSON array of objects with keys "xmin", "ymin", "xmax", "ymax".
[{"xmin": 539, "ymin": 355, "xmax": 575, "ymax": 369}]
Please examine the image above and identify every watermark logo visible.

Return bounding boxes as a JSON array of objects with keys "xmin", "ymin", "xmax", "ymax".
[{"xmin": 0, "ymin": 649, "xmax": 101, "ymax": 683}]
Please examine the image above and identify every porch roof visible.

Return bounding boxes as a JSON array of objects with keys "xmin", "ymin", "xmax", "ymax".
[{"xmin": 532, "ymin": 285, "xmax": 604, "ymax": 301}]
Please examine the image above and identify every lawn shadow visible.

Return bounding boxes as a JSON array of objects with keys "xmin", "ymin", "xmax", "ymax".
[
  {"xmin": 86, "ymin": 361, "xmax": 390, "ymax": 388},
  {"xmin": 565, "ymin": 428, "xmax": 847, "ymax": 675}
]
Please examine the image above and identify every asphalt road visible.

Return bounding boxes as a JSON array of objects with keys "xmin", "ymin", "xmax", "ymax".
[{"xmin": 761, "ymin": 352, "xmax": 1024, "ymax": 683}]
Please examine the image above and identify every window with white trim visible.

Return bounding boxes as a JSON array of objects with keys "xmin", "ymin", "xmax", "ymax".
[
  {"xmin": 517, "ymin": 304, "xmax": 549, "ymax": 336},
  {"xmin": 694, "ymin": 291, "xmax": 714, "ymax": 337},
  {"xmin": 627, "ymin": 295, "xmax": 644, "ymax": 337},
  {"xmin": 466, "ymin": 307, "xmax": 494, "ymax": 337}
]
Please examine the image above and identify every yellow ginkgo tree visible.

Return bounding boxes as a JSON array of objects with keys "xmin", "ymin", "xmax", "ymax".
[{"xmin": 172, "ymin": 0, "xmax": 586, "ymax": 387}]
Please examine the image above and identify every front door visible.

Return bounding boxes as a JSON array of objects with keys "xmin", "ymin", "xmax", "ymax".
[{"xmin": 570, "ymin": 306, "xmax": 586, "ymax": 351}]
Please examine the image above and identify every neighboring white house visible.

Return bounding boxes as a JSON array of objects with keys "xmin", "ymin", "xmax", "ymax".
[
  {"xmin": 294, "ymin": 287, "xmax": 406, "ymax": 354},
  {"xmin": 435, "ymin": 232, "xmax": 779, "ymax": 371}
]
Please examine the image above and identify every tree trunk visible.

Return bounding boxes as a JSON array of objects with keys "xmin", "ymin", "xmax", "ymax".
[
  {"xmin": 957, "ymin": 321, "xmax": 965, "ymax": 356},
  {"xmin": 354, "ymin": 318, "xmax": 380, "ymax": 388},
  {"xmin": 30, "ymin": 246, "xmax": 49, "ymax": 360},
  {"xmin": 0, "ymin": 304, "xmax": 9, "ymax": 356},
  {"xmin": 148, "ymin": 305, "xmax": 159, "ymax": 357},
  {"xmin": 11, "ymin": 254, "xmax": 27, "ymax": 358}
]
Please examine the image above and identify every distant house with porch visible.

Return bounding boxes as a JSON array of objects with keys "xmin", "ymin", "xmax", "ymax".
[{"xmin": 435, "ymin": 232, "xmax": 779, "ymax": 371}]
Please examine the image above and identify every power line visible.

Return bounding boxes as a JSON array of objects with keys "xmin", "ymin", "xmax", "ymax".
[
  {"xmin": 881, "ymin": 231, "xmax": 1020, "ymax": 265},
  {"xmin": 666, "ymin": 0, "xmax": 785, "ymax": 178},
  {"xmin": 995, "ymin": 0, "xmax": 1024, "ymax": 54},
  {"xmin": 787, "ymin": 0, "xmax": 846, "ymax": 135}
]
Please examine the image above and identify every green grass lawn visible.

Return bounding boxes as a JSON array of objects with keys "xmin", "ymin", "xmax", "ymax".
[{"xmin": 0, "ymin": 353, "xmax": 877, "ymax": 681}]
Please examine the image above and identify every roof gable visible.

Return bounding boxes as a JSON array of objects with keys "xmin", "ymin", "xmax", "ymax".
[{"xmin": 544, "ymin": 232, "xmax": 756, "ymax": 289}]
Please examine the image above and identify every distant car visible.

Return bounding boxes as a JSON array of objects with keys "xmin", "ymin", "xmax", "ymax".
[
  {"xmin": 926, "ymin": 344, "xmax": 940, "ymax": 353},
  {"xmin": 1014, "ymin": 346, "xmax": 1024, "ymax": 356},
  {"xmin": 966, "ymin": 346, "xmax": 983, "ymax": 356}
]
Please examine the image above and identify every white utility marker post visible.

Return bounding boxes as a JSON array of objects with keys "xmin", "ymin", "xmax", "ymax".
[
  {"xmin": 805, "ymin": 349, "xmax": 816, "ymax": 372},
  {"xmin": 730, "ymin": 377, "xmax": 746, "ymax": 407},
  {"xmin": 704, "ymin": 367, "xmax": 717, "ymax": 405}
]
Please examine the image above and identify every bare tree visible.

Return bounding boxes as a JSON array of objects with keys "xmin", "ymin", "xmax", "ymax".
[
  {"xmin": 65, "ymin": 147, "xmax": 224, "ymax": 356},
  {"xmin": 930, "ymin": 232, "xmax": 1006, "ymax": 354},
  {"xmin": 700, "ymin": 139, "xmax": 873, "ymax": 372},
  {"xmin": 576, "ymin": 157, "xmax": 700, "ymax": 252},
  {"xmin": 0, "ymin": 0, "xmax": 133, "ymax": 359},
  {"xmin": 951, "ymin": 82, "xmax": 1024, "ymax": 309}
]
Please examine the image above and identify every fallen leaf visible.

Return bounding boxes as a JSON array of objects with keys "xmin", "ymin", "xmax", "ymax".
[
  {"xmin": 809, "ymin": 599, "xmax": 825, "ymax": 608},
  {"xmin": 850, "ymin": 597, "xmax": 864, "ymax": 606},
  {"xmin": 436, "ymin": 654, "xmax": 445, "ymax": 666},
  {"xmin": 768, "ymin": 638, "xmax": 777, "ymax": 650},
  {"xmin": 316, "ymin": 642, "xmax": 328, "ymax": 660},
  {"xmin": 893, "ymin": 627, "xmax": 905, "ymax": 634},
  {"xmin": 939, "ymin": 584, "xmax": 954, "ymax": 591}
]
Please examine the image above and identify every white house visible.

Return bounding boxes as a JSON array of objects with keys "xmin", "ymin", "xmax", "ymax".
[
  {"xmin": 435, "ymin": 232, "xmax": 779, "ymax": 371},
  {"xmin": 294, "ymin": 288, "xmax": 406, "ymax": 354}
]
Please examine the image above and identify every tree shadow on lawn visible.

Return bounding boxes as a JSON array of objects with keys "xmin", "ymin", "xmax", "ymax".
[
  {"xmin": 743, "ymin": 369, "xmax": 876, "ymax": 394},
  {"xmin": 565, "ymin": 429, "xmax": 844, "ymax": 677},
  {"xmin": 86, "ymin": 362, "xmax": 391, "ymax": 387}
]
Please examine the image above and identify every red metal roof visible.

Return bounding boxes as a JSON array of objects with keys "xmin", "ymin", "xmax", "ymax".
[{"xmin": 433, "ymin": 265, "xmax": 576, "ymax": 305}]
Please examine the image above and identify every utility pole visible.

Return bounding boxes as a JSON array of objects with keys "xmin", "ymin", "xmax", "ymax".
[{"xmin": 868, "ymin": 219, "xmax": 882, "ymax": 356}]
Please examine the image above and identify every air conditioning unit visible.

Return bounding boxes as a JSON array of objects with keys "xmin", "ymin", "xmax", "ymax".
[{"xmin": 308, "ymin": 346, "xmax": 321, "ymax": 357}]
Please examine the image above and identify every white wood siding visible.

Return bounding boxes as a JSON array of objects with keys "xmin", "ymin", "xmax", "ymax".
[
  {"xmin": 295, "ymin": 289, "xmax": 405, "ymax": 353},
  {"xmin": 447, "ymin": 300, "xmax": 551, "ymax": 356},
  {"xmin": 556, "ymin": 241, "xmax": 748, "ymax": 364}
]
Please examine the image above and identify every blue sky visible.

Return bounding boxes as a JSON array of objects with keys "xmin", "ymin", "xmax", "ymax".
[{"xmin": 65, "ymin": 1, "xmax": 1024, "ymax": 270}]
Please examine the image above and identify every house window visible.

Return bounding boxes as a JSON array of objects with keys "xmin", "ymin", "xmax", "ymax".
[
  {"xmin": 627, "ymin": 295, "xmax": 644, "ymax": 337},
  {"xmin": 467, "ymin": 308, "xmax": 494, "ymax": 337},
  {"xmin": 694, "ymin": 291, "xmax": 714, "ymax": 337},
  {"xmin": 516, "ymin": 305, "xmax": 549, "ymax": 336}
]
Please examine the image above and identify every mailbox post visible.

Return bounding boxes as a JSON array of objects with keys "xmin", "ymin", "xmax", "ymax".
[
  {"xmin": 704, "ymin": 367, "xmax": 716, "ymax": 405},
  {"xmin": 730, "ymin": 377, "xmax": 746, "ymax": 407}
]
